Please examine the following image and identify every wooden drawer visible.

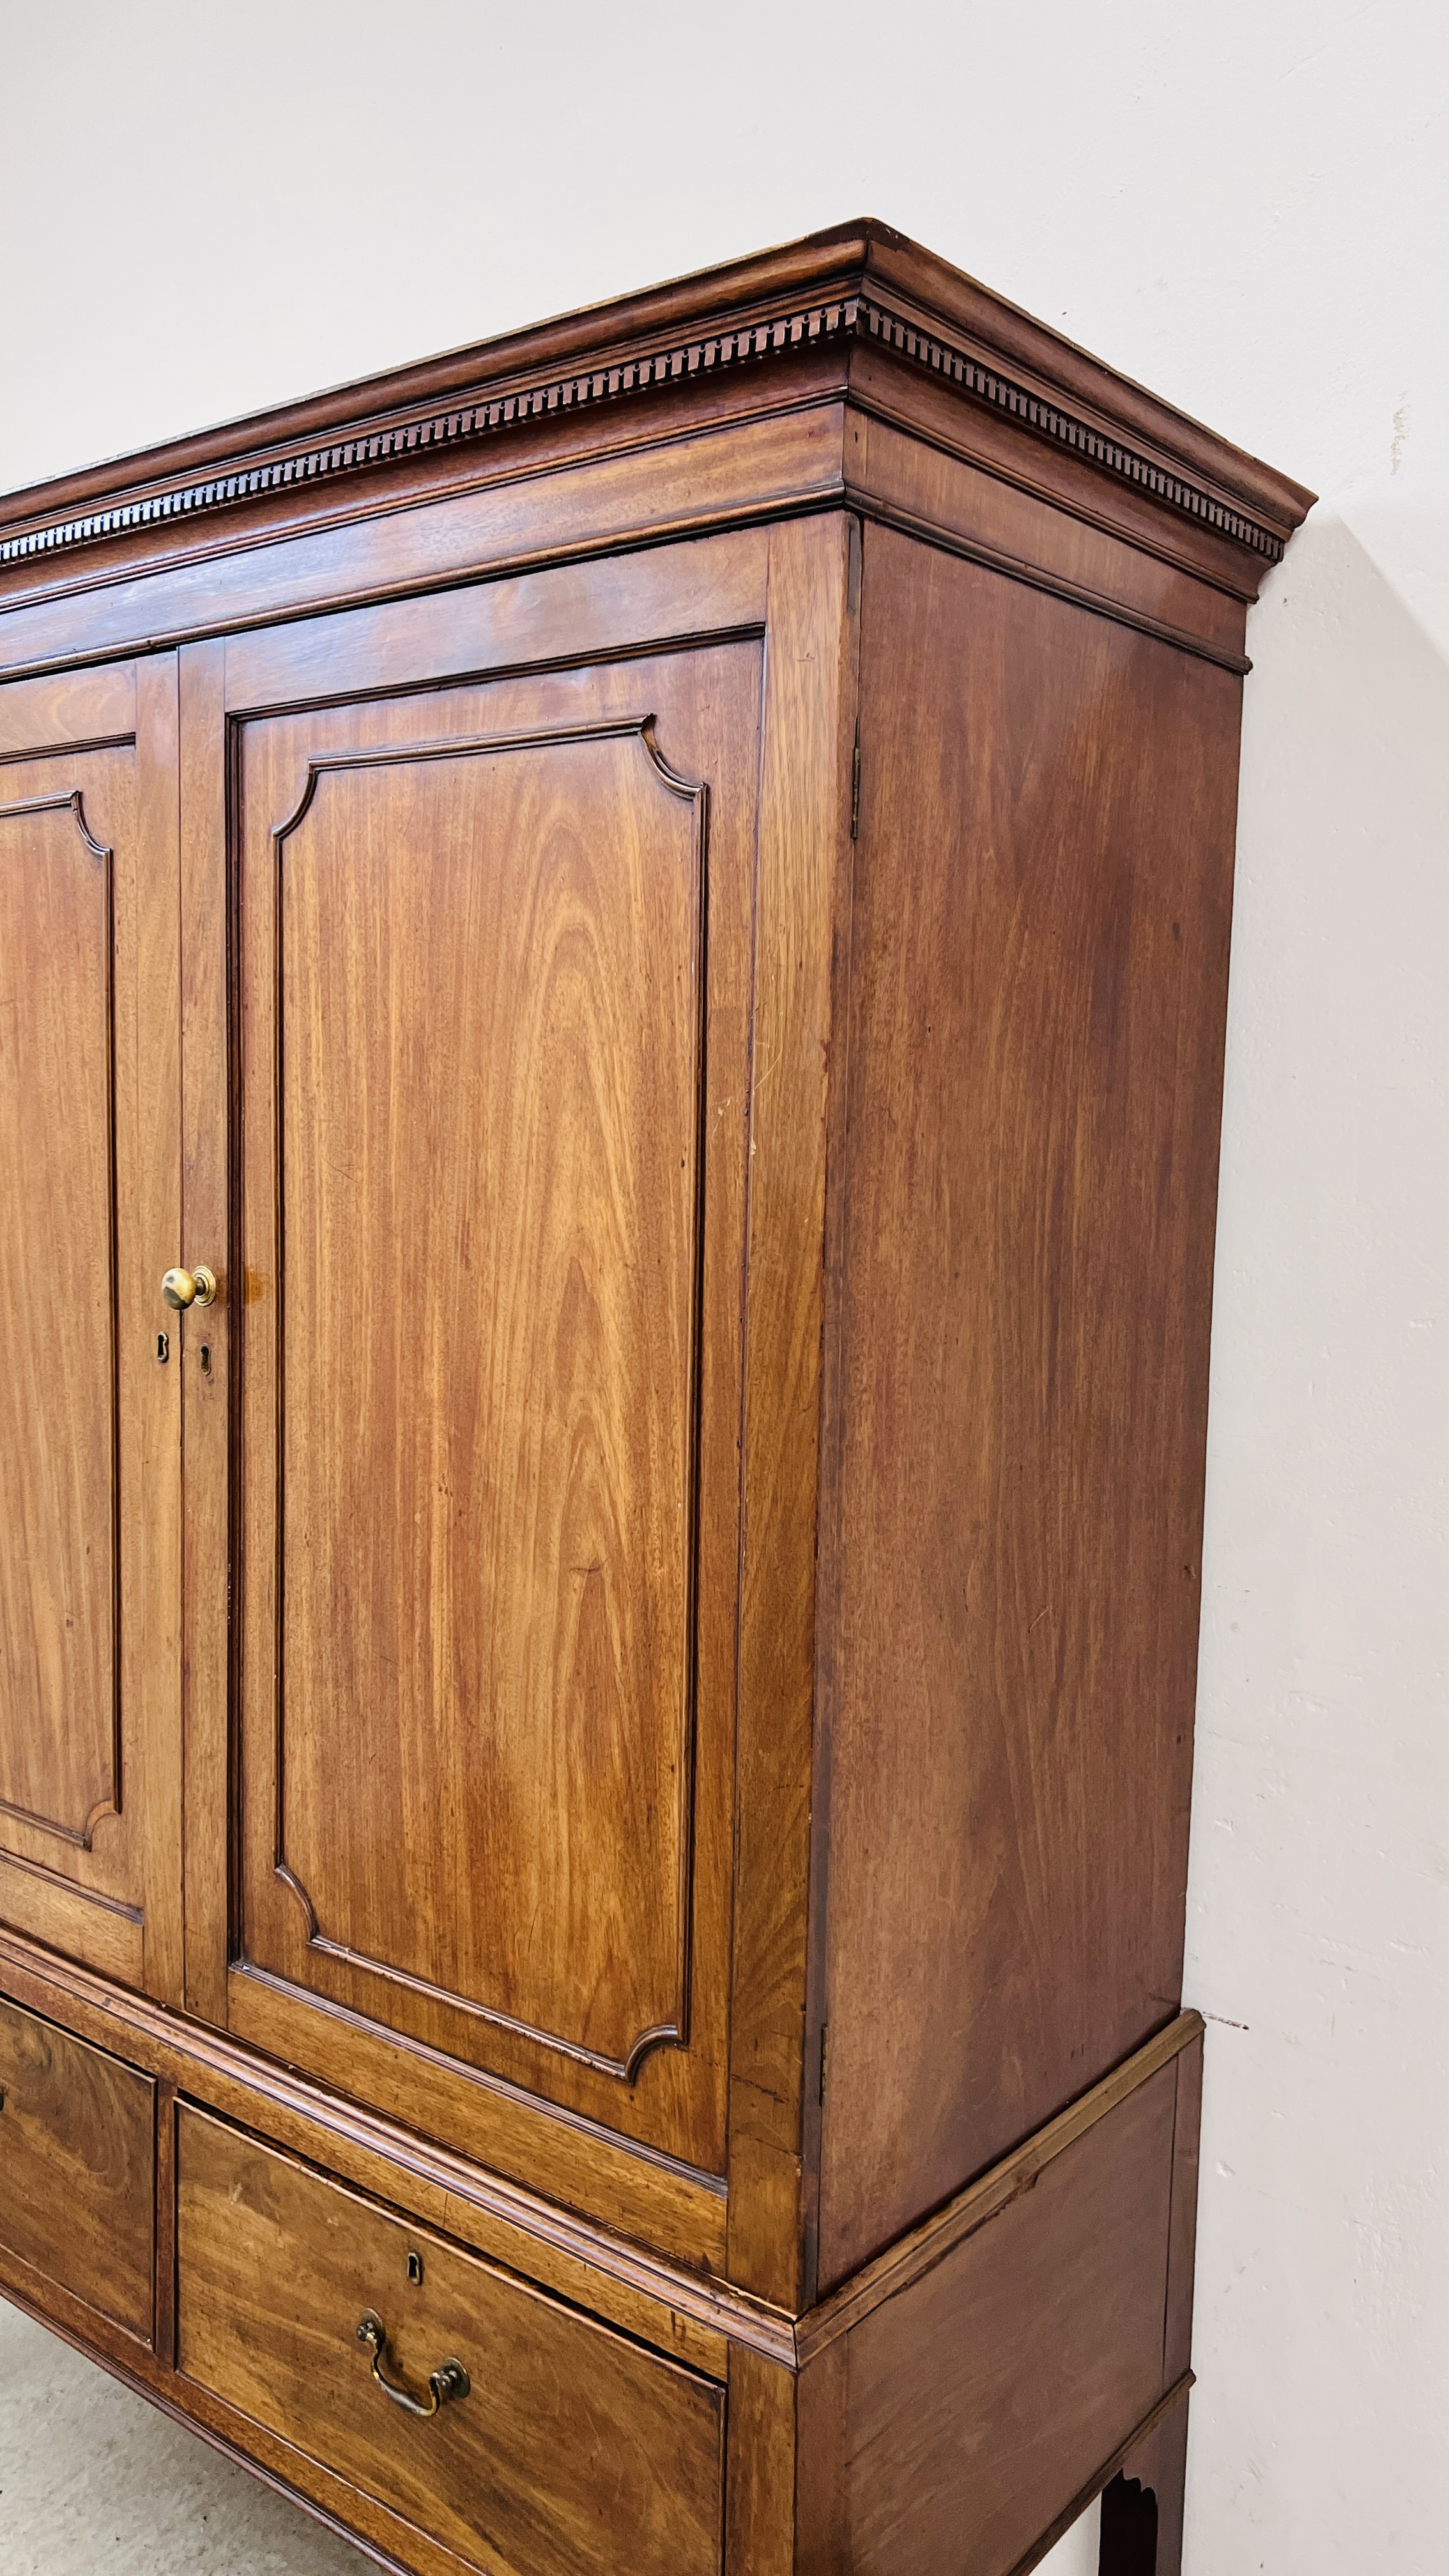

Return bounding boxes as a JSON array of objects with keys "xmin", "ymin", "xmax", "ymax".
[
  {"xmin": 175, "ymin": 2106, "xmax": 725, "ymax": 2576},
  {"xmin": 0, "ymin": 1994, "xmax": 155, "ymax": 2340}
]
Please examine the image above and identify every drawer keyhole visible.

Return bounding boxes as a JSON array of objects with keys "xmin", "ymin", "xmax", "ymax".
[{"xmin": 406, "ymin": 2250, "xmax": 424, "ymax": 2287}]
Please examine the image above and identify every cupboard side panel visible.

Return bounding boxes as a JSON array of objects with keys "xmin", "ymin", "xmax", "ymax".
[
  {"xmin": 818, "ymin": 528, "xmax": 1241, "ymax": 2283},
  {"xmin": 837, "ymin": 2061, "xmax": 1179, "ymax": 2576}
]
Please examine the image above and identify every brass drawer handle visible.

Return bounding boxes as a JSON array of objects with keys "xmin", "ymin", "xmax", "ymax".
[{"xmin": 356, "ymin": 2311, "xmax": 470, "ymax": 2419}]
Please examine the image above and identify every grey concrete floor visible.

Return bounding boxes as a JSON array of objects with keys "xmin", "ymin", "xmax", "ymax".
[
  {"xmin": 2, "ymin": 2289, "xmax": 1100, "ymax": 2573},
  {"xmin": 0, "ymin": 2297, "xmax": 367, "ymax": 2575}
]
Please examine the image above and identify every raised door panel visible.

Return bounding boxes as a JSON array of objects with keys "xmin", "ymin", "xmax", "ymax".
[
  {"xmin": 0, "ymin": 790, "xmax": 118, "ymax": 1841},
  {"xmin": 229, "ymin": 644, "xmax": 760, "ymax": 2177},
  {"xmin": 0, "ymin": 666, "xmax": 183, "ymax": 1995},
  {"xmin": 274, "ymin": 725, "xmax": 700, "ymax": 2078}
]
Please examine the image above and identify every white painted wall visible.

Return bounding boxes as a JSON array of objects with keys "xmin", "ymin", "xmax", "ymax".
[{"xmin": 3, "ymin": 4, "xmax": 1446, "ymax": 2568}]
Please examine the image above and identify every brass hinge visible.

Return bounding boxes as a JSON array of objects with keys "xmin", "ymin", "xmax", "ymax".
[{"xmin": 850, "ymin": 734, "xmax": 861, "ymax": 839}]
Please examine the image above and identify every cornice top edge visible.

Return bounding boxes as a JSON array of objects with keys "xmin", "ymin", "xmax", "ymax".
[
  {"xmin": 847, "ymin": 300, "xmax": 1300, "ymax": 559},
  {"xmin": 857, "ymin": 236, "xmax": 1317, "ymax": 536},
  {"xmin": 0, "ymin": 231, "xmax": 876, "ymax": 535},
  {"xmin": 0, "ymin": 291, "xmax": 866, "ymax": 573},
  {"xmin": 0, "ymin": 240, "xmax": 1311, "ymax": 580}
]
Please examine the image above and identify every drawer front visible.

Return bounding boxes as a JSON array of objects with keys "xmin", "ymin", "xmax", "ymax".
[
  {"xmin": 0, "ymin": 1995, "xmax": 155, "ymax": 2339},
  {"xmin": 175, "ymin": 2108, "xmax": 724, "ymax": 2576}
]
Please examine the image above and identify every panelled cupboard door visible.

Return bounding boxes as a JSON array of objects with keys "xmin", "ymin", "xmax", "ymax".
[
  {"xmin": 225, "ymin": 641, "xmax": 760, "ymax": 2177},
  {"xmin": 0, "ymin": 661, "xmax": 183, "ymax": 2000}
]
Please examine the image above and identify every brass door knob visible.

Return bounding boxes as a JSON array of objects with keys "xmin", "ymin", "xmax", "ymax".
[{"xmin": 161, "ymin": 1265, "xmax": 217, "ymax": 1310}]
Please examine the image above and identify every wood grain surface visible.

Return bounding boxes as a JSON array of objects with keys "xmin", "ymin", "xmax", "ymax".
[
  {"xmin": 0, "ymin": 1993, "xmax": 154, "ymax": 2339},
  {"xmin": 726, "ymin": 514, "xmax": 857, "ymax": 2310},
  {"xmin": 227, "ymin": 636, "xmax": 760, "ymax": 2187},
  {"xmin": 0, "ymin": 404, "xmax": 845, "ymax": 688},
  {"xmin": 1164, "ymin": 2028, "xmax": 1204, "ymax": 2386},
  {"xmin": 0, "ymin": 695, "xmax": 183, "ymax": 1991},
  {"xmin": 272, "ymin": 723, "xmax": 703, "ymax": 2078},
  {"xmin": 0, "ymin": 1919, "xmax": 776, "ymax": 2373},
  {"xmin": 831, "ymin": 2060, "xmax": 1179, "ymax": 2575},
  {"xmin": 176, "ymin": 2106, "xmax": 725, "ymax": 2576},
  {"xmin": 724, "ymin": 2344, "xmax": 796, "ymax": 2576},
  {"xmin": 0, "ymin": 785, "xmax": 119, "ymax": 1843},
  {"xmin": 815, "ymin": 525, "xmax": 1241, "ymax": 2285},
  {"xmin": 129, "ymin": 655, "xmax": 185, "ymax": 2008},
  {"xmin": 798, "ymin": 2012, "xmax": 1202, "ymax": 2366},
  {"xmin": 176, "ymin": 638, "xmax": 231, "ymax": 2030},
  {"xmin": 0, "ymin": 661, "xmax": 135, "ymax": 760}
]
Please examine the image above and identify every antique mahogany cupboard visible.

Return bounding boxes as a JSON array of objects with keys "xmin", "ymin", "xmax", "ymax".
[{"xmin": 0, "ymin": 221, "xmax": 1310, "ymax": 2576}]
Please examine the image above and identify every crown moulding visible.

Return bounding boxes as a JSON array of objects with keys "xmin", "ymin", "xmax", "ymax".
[
  {"xmin": 0, "ymin": 222, "xmax": 1315, "ymax": 581},
  {"xmin": 0, "ymin": 299, "xmax": 864, "ymax": 574}
]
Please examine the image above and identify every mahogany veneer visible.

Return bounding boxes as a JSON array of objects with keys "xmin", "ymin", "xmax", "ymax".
[{"xmin": 0, "ymin": 219, "xmax": 1310, "ymax": 2575}]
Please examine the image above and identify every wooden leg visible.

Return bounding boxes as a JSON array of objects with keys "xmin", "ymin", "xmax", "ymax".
[
  {"xmin": 1098, "ymin": 2474, "xmax": 1157, "ymax": 2576},
  {"xmin": 1098, "ymin": 2396, "xmax": 1189, "ymax": 2576}
]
